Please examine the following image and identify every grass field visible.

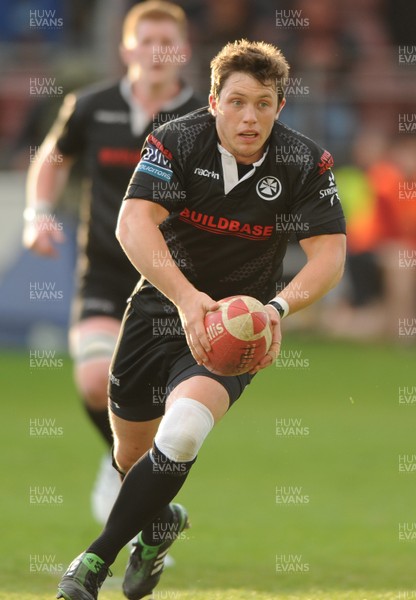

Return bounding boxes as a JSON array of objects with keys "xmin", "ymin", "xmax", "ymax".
[{"xmin": 1, "ymin": 335, "xmax": 415, "ymax": 599}]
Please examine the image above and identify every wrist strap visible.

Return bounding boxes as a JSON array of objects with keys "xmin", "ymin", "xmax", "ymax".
[
  {"xmin": 267, "ymin": 297, "xmax": 290, "ymax": 319},
  {"xmin": 23, "ymin": 202, "xmax": 53, "ymax": 223}
]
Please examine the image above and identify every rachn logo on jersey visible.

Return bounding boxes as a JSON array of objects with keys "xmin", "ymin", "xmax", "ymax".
[{"xmin": 194, "ymin": 167, "xmax": 220, "ymax": 180}]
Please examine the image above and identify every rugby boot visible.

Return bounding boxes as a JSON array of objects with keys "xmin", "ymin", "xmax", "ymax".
[
  {"xmin": 122, "ymin": 503, "xmax": 189, "ymax": 600},
  {"xmin": 57, "ymin": 552, "xmax": 112, "ymax": 600}
]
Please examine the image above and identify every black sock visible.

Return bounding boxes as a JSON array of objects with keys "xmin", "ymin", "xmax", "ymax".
[
  {"xmin": 87, "ymin": 444, "xmax": 195, "ymax": 565},
  {"xmin": 141, "ymin": 504, "xmax": 173, "ymax": 546},
  {"xmin": 83, "ymin": 403, "xmax": 113, "ymax": 447}
]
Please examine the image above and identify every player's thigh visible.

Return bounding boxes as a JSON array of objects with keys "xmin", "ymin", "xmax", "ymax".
[
  {"xmin": 166, "ymin": 352, "xmax": 252, "ymax": 423},
  {"xmin": 69, "ymin": 316, "xmax": 121, "ymax": 404},
  {"xmin": 166, "ymin": 376, "xmax": 230, "ymax": 423},
  {"xmin": 109, "ymin": 412, "xmax": 162, "ymax": 472}
]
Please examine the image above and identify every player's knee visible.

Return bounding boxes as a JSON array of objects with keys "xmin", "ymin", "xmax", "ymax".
[
  {"xmin": 112, "ymin": 444, "xmax": 139, "ymax": 475},
  {"xmin": 70, "ymin": 328, "xmax": 117, "ymax": 409},
  {"xmin": 154, "ymin": 397, "xmax": 214, "ymax": 463},
  {"xmin": 75, "ymin": 365, "xmax": 109, "ymax": 410}
]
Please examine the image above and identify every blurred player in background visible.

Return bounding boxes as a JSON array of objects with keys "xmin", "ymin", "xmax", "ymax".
[
  {"xmin": 23, "ymin": 0, "xmax": 201, "ymax": 524},
  {"xmin": 56, "ymin": 39, "xmax": 346, "ymax": 600}
]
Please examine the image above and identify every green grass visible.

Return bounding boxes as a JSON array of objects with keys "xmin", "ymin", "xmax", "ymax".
[
  {"xmin": 1, "ymin": 336, "xmax": 415, "ymax": 599},
  {"xmin": 0, "ymin": 591, "xmax": 412, "ymax": 600}
]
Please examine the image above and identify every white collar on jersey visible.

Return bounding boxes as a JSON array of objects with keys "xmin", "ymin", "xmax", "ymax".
[
  {"xmin": 120, "ymin": 77, "xmax": 194, "ymax": 136},
  {"xmin": 217, "ymin": 144, "xmax": 269, "ymax": 195}
]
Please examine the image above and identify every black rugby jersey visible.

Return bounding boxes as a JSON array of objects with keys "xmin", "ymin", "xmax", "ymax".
[
  {"xmin": 125, "ymin": 107, "xmax": 346, "ymax": 317},
  {"xmin": 53, "ymin": 80, "xmax": 201, "ymax": 295}
]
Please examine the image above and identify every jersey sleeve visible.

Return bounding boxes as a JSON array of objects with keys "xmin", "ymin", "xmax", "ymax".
[
  {"xmin": 124, "ymin": 131, "xmax": 187, "ymax": 213},
  {"xmin": 52, "ymin": 92, "xmax": 89, "ymax": 156},
  {"xmin": 291, "ymin": 149, "xmax": 346, "ymax": 241}
]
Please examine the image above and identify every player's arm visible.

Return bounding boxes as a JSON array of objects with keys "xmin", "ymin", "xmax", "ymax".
[
  {"xmin": 23, "ymin": 135, "xmax": 73, "ymax": 257},
  {"xmin": 251, "ymin": 232, "xmax": 345, "ymax": 374},
  {"xmin": 116, "ymin": 198, "xmax": 219, "ymax": 366},
  {"xmin": 24, "ymin": 91, "xmax": 86, "ymax": 257},
  {"xmin": 269, "ymin": 232, "xmax": 346, "ymax": 315}
]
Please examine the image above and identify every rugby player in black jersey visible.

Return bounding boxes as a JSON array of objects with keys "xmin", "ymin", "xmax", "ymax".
[
  {"xmin": 57, "ymin": 39, "xmax": 346, "ymax": 600},
  {"xmin": 23, "ymin": 1, "xmax": 201, "ymax": 524}
]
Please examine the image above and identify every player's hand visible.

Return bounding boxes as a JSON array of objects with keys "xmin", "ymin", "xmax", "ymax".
[
  {"xmin": 249, "ymin": 304, "xmax": 282, "ymax": 374},
  {"xmin": 177, "ymin": 291, "xmax": 220, "ymax": 367},
  {"xmin": 23, "ymin": 218, "xmax": 65, "ymax": 258}
]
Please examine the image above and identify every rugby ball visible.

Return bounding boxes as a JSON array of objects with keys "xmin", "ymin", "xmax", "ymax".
[{"xmin": 204, "ymin": 295, "xmax": 273, "ymax": 376}]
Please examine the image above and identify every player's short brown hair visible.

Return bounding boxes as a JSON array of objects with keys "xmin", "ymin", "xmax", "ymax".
[
  {"xmin": 210, "ymin": 39, "xmax": 290, "ymax": 106},
  {"xmin": 122, "ymin": 1, "xmax": 188, "ymax": 49}
]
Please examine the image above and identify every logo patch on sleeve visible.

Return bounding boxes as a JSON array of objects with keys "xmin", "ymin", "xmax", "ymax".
[
  {"xmin": 148, "ymin": 134, "xmax": 173, "ymax": 161},
  {"xmin": 317, "ymin": 150, "xmax": 334, "ymax": 175},
  {"xmin": 319, "ymin": 171, "xmax": 340, "ymax": 206},
  {"xmin": 136, "ymin": 161, "xmax": 173, "ymax": 182},
  {"xmin": 137, "ymin": 142, "xmax": 173, "ymax": 182}
]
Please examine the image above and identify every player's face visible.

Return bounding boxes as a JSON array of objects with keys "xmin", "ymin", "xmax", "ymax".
[
  {"xmin": 209, "ymin": 72, "xmax": 285, "ymax": 165},
  {"xmin": 122, "ymin": 19, "xmax": 189, "ymax": 85}
]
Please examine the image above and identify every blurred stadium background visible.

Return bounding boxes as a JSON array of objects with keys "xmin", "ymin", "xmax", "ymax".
[{"xmin": 1, "ymin": 1, "xmax": 415, "ymax": 598}]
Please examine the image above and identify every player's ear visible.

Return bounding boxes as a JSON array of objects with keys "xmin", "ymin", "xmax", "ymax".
[
  {"xmin": 276, "ymin": 98, "xmax": 286, "ymax": 119},
  {"xmin": 209, "ymin": 94, "xmax": 217, "ymax": 117}
]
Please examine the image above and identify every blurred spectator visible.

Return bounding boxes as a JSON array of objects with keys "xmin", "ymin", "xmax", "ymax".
[
  {"xmin": 323, "ymin": 133, "xmax": 416, "ymax": 342},
  {"xmin": 341, "ymin": 130, "xmax": 390, "ymax": 299},
  {"xmin": 372, "ymin": 136, "xmax": 416, "ymax": 340}
]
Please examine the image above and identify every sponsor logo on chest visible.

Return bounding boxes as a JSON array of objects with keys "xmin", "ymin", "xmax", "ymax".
[
  {"xmin": 256, "ymin": 176, "xmax": 283, "ymax": 201},
  {"xmin": 179, "ymin": 208, "xmax": 273, "ymax": 240}
]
